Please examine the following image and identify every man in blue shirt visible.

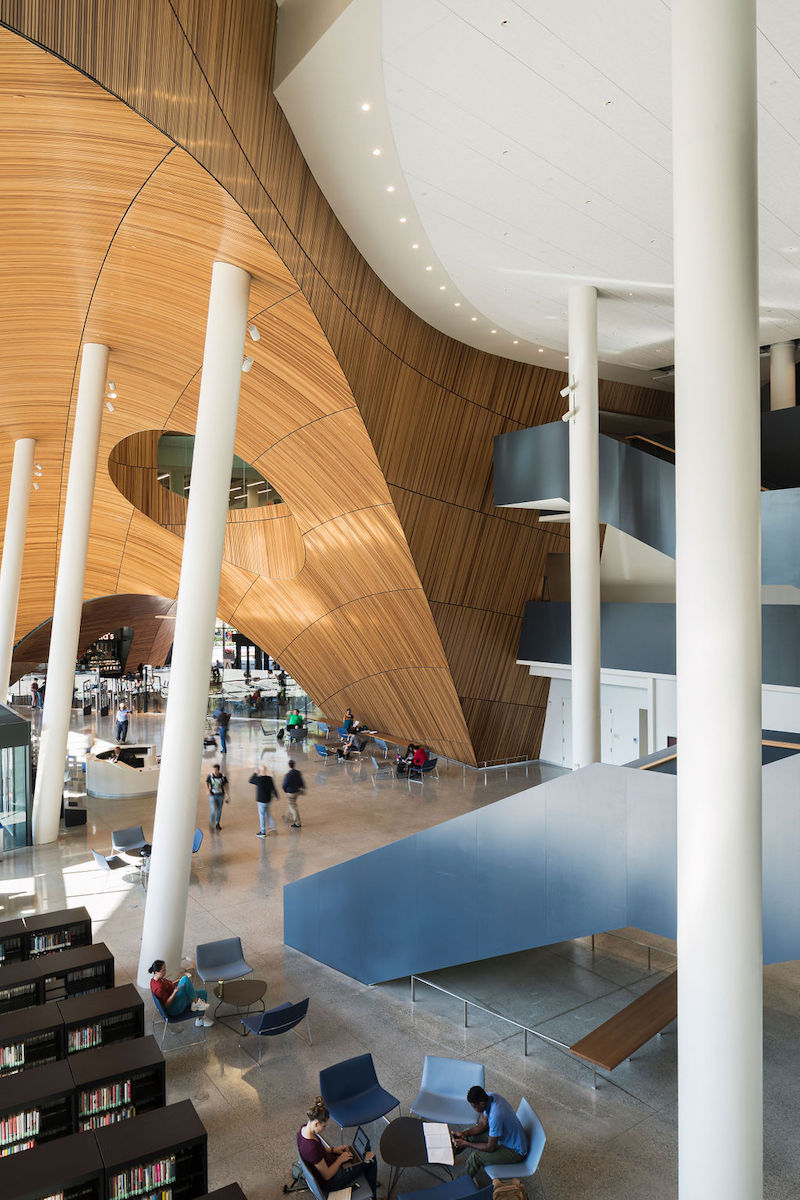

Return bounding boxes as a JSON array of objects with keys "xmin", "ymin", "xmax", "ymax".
[{"xmin": 453, "ymin": 1085, "xmax": 527, "ymax": 1183}]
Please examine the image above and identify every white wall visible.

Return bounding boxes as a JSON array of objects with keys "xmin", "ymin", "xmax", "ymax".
[{"xmin": 538, "ymin": 670, "xmax": 800, "ymax": 767}]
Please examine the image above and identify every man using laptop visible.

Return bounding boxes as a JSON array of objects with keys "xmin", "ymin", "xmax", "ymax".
[{"xmin": 453, "ymin": 1085, "xmax": 527, "ymax": 1183}]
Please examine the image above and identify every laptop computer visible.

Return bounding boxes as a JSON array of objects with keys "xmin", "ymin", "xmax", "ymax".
[{"xmin": 347, "ymin": 1126, "xmax": 371, "ymax": 1165}]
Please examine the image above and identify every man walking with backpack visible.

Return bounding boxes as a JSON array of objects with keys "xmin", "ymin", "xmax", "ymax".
[{"xmin": 282, "ymin": 759, "xmax": 305, "ymax": 828}]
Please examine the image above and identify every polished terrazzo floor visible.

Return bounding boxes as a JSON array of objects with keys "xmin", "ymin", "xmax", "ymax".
[{"xmin": 1, "ymin": 709, "xmax": 798, "ymax": 1199}]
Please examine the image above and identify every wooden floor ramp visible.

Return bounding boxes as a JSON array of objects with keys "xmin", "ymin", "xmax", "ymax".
[{"xmin": 569, "ymin": 970, "xmax": 677, "ymax": 1088}]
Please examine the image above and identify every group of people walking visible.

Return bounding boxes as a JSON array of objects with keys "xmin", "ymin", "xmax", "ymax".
[{"xmin": 204, "ymin": 759, "xmax": 306, "ymax": 832}]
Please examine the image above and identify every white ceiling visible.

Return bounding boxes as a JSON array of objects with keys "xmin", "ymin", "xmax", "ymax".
[{"xmin": 275, "ymin": 0, "xmax": 800, "ymax": 390}]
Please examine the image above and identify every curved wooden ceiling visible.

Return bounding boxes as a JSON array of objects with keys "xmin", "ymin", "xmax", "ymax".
[{"xmin": 0, "ymin": 6, "xmax": 672, "ymax": 764}]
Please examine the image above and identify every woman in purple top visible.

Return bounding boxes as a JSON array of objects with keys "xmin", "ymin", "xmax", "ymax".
[{"xmin": 297, "ymin": 1096, "xmax": 378, "ymax": 1197}]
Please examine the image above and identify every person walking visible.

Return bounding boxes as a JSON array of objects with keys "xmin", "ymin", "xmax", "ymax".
[
  {"xmin": 282, "ymin": 759, "xmax": 305, "ymax": 828},
  {"xmin": 206, "ymin": 763, "xmax": 229, "ymax": 830},
  {"xmin": 249, "ymin": 763, "xmax": 277, "ymax": 837},
  {"xmin": 115, "ymin": 701, "xmax": 130, "ymax": 743},
  {"xmin": 214, "ymin": 704, "xmax": 231, "ymax": 753}
]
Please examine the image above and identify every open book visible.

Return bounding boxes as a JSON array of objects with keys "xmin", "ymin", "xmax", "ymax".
[{"xmin": 423, "ymin": 1122, "xmax": 455, "ymax": 1166}]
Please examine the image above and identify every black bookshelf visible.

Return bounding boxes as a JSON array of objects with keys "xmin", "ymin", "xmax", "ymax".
[
  {"xmin": 0, "ymin": 918, "xmax": 27, "ymax": 965},
  {"xmin": 0, "ymin": 945, "xmax": 114, "ymax": 1015},
  {"xmin": 0, "ymin": 1127, "xmax": 103, "ymax": 1200},
  {"xmin": 69, "ymin": 1038, "xmax": 165, "ymax": 1132},
  {"xmin": 96, "ymin": 1099, "xmax": 207, "ymax": 1200},
  {"xmin": 0, "ymin": 1060, "xmax": 74, "ymax": 1157},
  {"xmin": 24, "ymin": 910, "xmax": 92, "ymax": 961},
  {"xmin": 0, "ymin": 1002, "xmax": 64, "ymax": 1077},
  {"xmin": 59, "ymin": 986, "xmax": 144, "ymax": 1055}
]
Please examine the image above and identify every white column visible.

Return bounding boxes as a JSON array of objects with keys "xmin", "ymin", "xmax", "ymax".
[
  {"xmin": 32, "ymin": 345, "xmax": 108, "ymax": 845},
  {"xmin": 137, "ymin": 261, "xmax": 250, "ymax": 985},
  {"xmin": 673, "ymin": 4, "xmax": 762, "ymax": 1199},
  {"xmin": 770, "ymin": 341, "xmax": 795, "ymax": 410},
  {"xmin": 567, "ymin": 284, "xmax": 601, "ymax": 770},
  {"xmin": 0, "ymin": 438, "xmax": 36, "ymax": 692}
]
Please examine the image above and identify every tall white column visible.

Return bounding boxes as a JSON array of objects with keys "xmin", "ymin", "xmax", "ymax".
[
  {"xmin": 137, "ymin": 261, "xmax": 251, "ymax": 985},
  {"xmin": 0, "ymin": 438, "xmax": 36, "ymax": 692},
  {"xmin": 32, "ymin": 345, "xmax": 108, "ymax": 845},
  {"xmin": 567, "ymin": 284, "xmax": 601, "ymax": 770},
  {"xmin": 673, "ymin": 4, "xmax": 762, "ymax": 1199},
  {"xmin": 770, "ymin": 341, "xmax": 795, "ymax": 410}
]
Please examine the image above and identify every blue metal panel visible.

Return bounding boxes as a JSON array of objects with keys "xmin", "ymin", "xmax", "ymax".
[
  {"xmin": 475, "ymin": 790, "xmax": 548, "ymax": 959},
  {"xmin": 625, "ymin": 769, "xmax": 677, "ymax": 938}
]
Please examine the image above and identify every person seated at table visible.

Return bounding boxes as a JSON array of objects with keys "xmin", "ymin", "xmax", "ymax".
[
  {"xmin": 342, "ymin": 708, "xmax": 355, "ymax": 733},
  {"xmin": 397, "ymin": 744, "xmax": 427, "ymax": 776},
  {"xmin": 298, "ymin": 1096, "xmax": 378, "ymax": 1198},
  {"xmin": 148, "ymin": 960, "xmax": 214, "ymax": 1028},
  {"xmin": 337, "ymin": 733, "xmax": 368, "ymax": 761},
  {"xmin": 452, "ymin": 1085, "xmax": 527, "ymax": 1184}
]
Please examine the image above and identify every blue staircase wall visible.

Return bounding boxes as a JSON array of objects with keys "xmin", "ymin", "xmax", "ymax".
[{"xmin": 284, "ymin": 758, "xmax": 800, "ymax": 984}]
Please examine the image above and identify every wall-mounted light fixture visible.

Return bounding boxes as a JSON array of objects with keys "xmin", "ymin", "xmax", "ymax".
[
  {"xmin": 248, "ymin": 324, "xmax": 261, "ymax": 342},
  {"xmin": 242, "ymin": 356, "xmax": 254, "ymax": 373}
]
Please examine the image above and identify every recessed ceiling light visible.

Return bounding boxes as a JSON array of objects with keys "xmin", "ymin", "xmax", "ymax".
[
  {"xmin": 471, "ymin": 317, "xmax": 478, "ymax": 322},
  {"xmin": 490, "ymin": 330, "xmax": 497, "ymax": 334},
  {"xmin": 412, "ymin": 243, "xmax": 419, "ymax": 249},
  {"xmin": 386, "ymin": 185, "xmax": 395, "ymax": 192},
  {"xmin": 372, "ymin": 148, "xmax": 381, "ymax": 156},
  {"xmin": 425, "ymin": 265, "xmax": 433, "ymax": 271},
  {"xmin": 399, "ymin": 217, "xmax": 407, "ymax": 223},
  {"xmin": 361, "ymin": 103, "xmax": 371, "ymax": 112},
  {"xmin": 514, "ymin": 340, "xmax": 520, "ymax": 345},
  {"xmin": 537, "ymin": 347, "xmax": 544, "ymax": 353},
  {"xmin": 564, "ymin": 356, "xmax": 568, "ymax": 360},
  {"xmin": 439, "ymin": 285, "xmax": 446, "ymax": 290},
  {"xmin": 454, "ymin": 302, "xmax": 461, "ymax": 307}
]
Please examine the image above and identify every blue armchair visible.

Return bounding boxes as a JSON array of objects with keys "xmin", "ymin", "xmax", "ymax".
[
  {"xmin": 319, "ymin": 1053, "xmax": 400, "ymax": 1134},
  {"xmin": 297, "ymin": 1157, "xmax": 371, "ymax": 1200},
  {"xmin": 239, "ymin": 998, "xmax": 311, "ymax": 1066},
  {"xmin": 151, "ymin": 991, "xmax": 207, "ymax": 1049},
  {"xmin": 195, "ymin": 937, "xmax": 253, "ymax": 984},
  {"xmin": 410, "ymin": 1055, "xmax": 485, "ymax": 1125}
]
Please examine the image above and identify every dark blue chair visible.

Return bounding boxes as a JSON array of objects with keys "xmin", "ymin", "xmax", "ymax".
[
  {"xmin": 239, "ymin": 997, "xmax": 311, "ymax": 1066},
  {"xmin": 151, "ymin": 991, "xmax": 207, "ymax": 1049},
  {"xmin": 298, "ymin": 1157, "xmax": 371, "ymax": 1200},
  {"xmin": 319, "ymin": 1053, "xmax": 400, "ymax": 1134},
  {"xmin": 398, "ymin": 1182, "xmax": 492, "ymax": 1200},
  {"xmin": 408, "ymin": 757, "xmax": 439, "ymax": 787},
  {"xmin": 195, "ymin": 936, "xmax": 253, "ymax": 985},
  {"xmin": 314, "ymin": 744, "xmax": 332, "ymax": 760}
]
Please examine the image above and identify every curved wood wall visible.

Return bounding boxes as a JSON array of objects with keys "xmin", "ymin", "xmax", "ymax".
[{"xmin": 0, "ymin": 5, "xmax": 672, "ymax": 764}]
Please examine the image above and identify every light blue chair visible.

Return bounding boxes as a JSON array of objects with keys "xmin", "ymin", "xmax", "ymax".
[
  {"xmin": 195, "ymin": 937, "xmax": 253, "ymax": 985},
  {"xmin": 370, "ymin": 755, "xmax": 394, "ymax": 784},
  {"xmin": 319, "ymin": 1053, "xmax": 400, "ymax": 1134},
  {"xmin": 192, "ymin": 828, "xmax": 203, "ymax": 855},
  {"xmin": 374, "ymin": 737, "xmax": 389, "ymax": 758},
  {"xmin": 317, "ymin": 722, "xmax": 330, "ymax": 740},
  {"xmin": 483, "ymin": 1097, "xmax": 546, "ymax": 1185},
  {"xmin": 297, "ymin": 1157, "xmax": 371, "ymax": 1200},
  {"xmin": 410, "ymin": 1055, "xmax": 485, "ymax": 1125},
  {"xmin": 314, "ymin": 743, "xmax": 332, "ymax": 760}
]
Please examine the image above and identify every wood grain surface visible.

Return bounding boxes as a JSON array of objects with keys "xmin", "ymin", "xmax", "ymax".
[{"xmin": 0, "ymin": 8, "xmax": 672, "ymax": 764}]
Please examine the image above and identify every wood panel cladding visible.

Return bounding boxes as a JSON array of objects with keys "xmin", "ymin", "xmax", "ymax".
[{"xmin": 0, "ymin": 8, "xmax": 674, "ymax": 763}]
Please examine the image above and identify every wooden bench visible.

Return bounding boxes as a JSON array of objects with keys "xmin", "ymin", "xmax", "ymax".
[{"xmin": 569, "ymin": 971, "xmax": 677, "ymax": 1088}]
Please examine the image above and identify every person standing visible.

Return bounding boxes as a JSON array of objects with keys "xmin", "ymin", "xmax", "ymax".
[
  {"xmin": 206, "ymin": 763, "xmax": 229, "ymax": 830},
  {"xmin": 249, "ymin": 763, "xmax": 277, "ymax": 837},
  {"xmin": 115, "ymin": 701, "xmax": 130, "ymax": 743},
  {"xmin": 282, "ymin": 759, "xmax": 305, "ymax": 828},
  {"xmin": 214, "ymin": 704, "xmax": 231, "ymax": 753}
]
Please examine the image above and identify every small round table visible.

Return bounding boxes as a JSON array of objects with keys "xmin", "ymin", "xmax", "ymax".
[
  {"xmin": 212, "ymin": 978, "xmax": 267, "ymax": 1028},
  {"xmin": 379, "ymin": 1117, "xmax": 454, "ymax": 1197}
]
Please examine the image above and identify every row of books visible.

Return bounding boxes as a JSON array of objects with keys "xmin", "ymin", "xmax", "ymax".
[
  {"xmin": 0, "ymin": 1043, "xmax": 24, "ymax": 1071},
  {"xmin": 0, "ymin": 938, "xmax": 21, "ymax": 962},
  {"xmin": 109, "ymin": 1155, "xmax": 175, "ymax": 1198},
  {"xmin": 79, "ymin": 1078, "xmax": 132, "ymax": 1116},
  {"xmin": 30, "ymin": 933, "xmax": 74, "ymax": 956},
  {"xmin": 68, "ymin": 1023, "xmax": 103, "ymax": 1054},
  {"xmin": 0, "ymin": 984, "xmax": 36, "ymax": 1005},
  {"xmin": 79, "ymin": 1105, "xmax": 135, "ymax": 1131},
  {"xmin": 0, "ymin": 1106, "xmax": 40, "ymax": 1146},
  {"xmin": 0, "ymin": 1138, "xmax": 35, "ymax": 1156}
]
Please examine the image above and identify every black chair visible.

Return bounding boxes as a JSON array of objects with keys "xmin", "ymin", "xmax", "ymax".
[
  {"xmin": 408, "ymin": 757, "xmax": 439, "ymax": 787},
  {"xmin": 239, "ymin": 998, "xmax": 311, "ymax": 1066}
]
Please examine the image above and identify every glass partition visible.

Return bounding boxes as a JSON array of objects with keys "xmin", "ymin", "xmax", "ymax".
[
  {"xmin": 156, "ymin": 432, "xmax": 282, "ymax": 510},
  {"xmin": 0, "ymin": 705, "xmax": 31, "ymax": 851}
]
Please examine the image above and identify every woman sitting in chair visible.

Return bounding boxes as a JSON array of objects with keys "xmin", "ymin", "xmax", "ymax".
[
  {"xmin": 298, "ymin": 1096, "xmax": 378, "ymax": 1198},
  {"xmin": 148, "ymin": 960, "xmax": 214, "ymax": 1028}
]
